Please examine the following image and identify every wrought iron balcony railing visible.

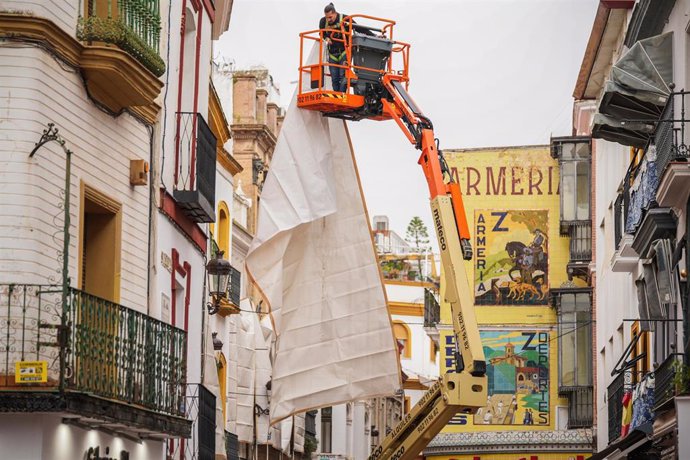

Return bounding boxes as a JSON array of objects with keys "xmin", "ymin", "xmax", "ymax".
[
  {"xmin": 560, "ymin": 385, "xmax": 593, "ymax": 429},
  {"xmin": 77, "ymin": 0, "xmax": 165, "ymax": 76},
  {"xmin": 170, "ymin": 384, "xmax": 216, "ymax": 460},
  {"xmin": 607, "ymin": 371, "xmax": 627, "ymax": 444},
  {"xmin": 226, "ymin": 431, "xmax": 239, "ymax": 460},
  {"xmin": 0, "ymin": 284, "xmax": 187, "ymax": 418},
  {"xmin": 569, "ymin": 221, "xmax": 592, "ymax": 262},
  {"xmin": 647, "ymin": 91, "xmax": 690, "ymax": 179},
  {"xmin": 174, "ymin": 112, "xmax": 218, "ymax": 223},
  {"xmin": 654, "ymin": 353, "xmax": 684, "ymax": 410},
  {"xmin": 614, "ymin": 92, "xmax": 690, "ymax": 243},
  {"xmin": 228, "ymin": 265, "xmax": 241, "ymax": 307},
  {"xmin": 423, "ymin": 288, "xmax": 440, "ymax": 328}
]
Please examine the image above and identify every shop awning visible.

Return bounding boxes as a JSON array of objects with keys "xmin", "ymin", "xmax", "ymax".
[
  {"xmin": 587, "ymin": 422, "xmax": 653, "ymax": 460},
  {"xmin": 591, "ymin": 113, "xmax": 656, "ymax": 148},
  {"xmin": 593, "ymin": 32, "xmax": 673, "ymax": 146}
]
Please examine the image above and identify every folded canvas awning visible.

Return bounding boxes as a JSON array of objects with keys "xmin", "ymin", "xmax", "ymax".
[
  {"xmin": 593, "ymin": 32, "xmax": 673, "ymax": 146},
  {"xmin": 591, "ymin": 113, "xmax": 656, "ymax": 148}
]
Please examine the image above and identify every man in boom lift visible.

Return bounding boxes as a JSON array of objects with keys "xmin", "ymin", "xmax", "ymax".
[
  {"xmin": 319, "ymin": 3, "xmax": 348, "ymax": 92},
  {"xmin": 319, "ymin": 3, "xmax": 374, "ymax": 92}
]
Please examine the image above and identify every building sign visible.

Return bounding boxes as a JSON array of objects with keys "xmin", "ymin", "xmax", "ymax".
[
  {"xmin": 443, "ymin": 330, "xmax": 551, "ymax": 427},
  {"xmin": 476, "ymin": 330, "xmax": 550, "ymax": 426},
  {"xmin": 15, "ymin": 360, "xmax": 47, "ymax": 383},
  {"xmin": 474, "ymin": 210, "xmax": 549, "ymax": 306},
  {"xmin": 437, "ymin": 147, "xmax": 567, "ymax": 434}
]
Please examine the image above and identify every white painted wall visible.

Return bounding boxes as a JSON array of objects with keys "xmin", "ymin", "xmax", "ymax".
[
  {"xmin": 160, "ymin": 3, "xmax": 214, "ymax": 190},
  {"xmin": 594, "ymin": 138, "xmax": 638, "ymax": 451},
  {"xmin": 2, "ymin": 0, "xmax": 78, "ymax": 36},
  {"xmin": 385, "ymin": 284, "xmax": 425, "ymax": 304},
  {"xmin": 392, "ymin": 312, "xmax": 438, "ymax": 380},
  {"xmin": 155, "ymin": 216, "xmax": 206, "ymax": 381},
  {"xmin": 0, "ymin": 46, "xmax": 151, "ymax": 310},
  {"xmin": 0, "ymin": 414, "xmax": 165, "ymax": 460}
]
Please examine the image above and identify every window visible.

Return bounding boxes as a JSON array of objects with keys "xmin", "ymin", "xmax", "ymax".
[
  {"xmin": 321, "ymin": 407, "xmax": 332, "ymax": 453},
  {"xmin": 630, "ymin": 321, "xmax": 650, "ymax": 384},
  {"xmin": 79, "ymin": 184, "xmax": 122, "ymax": 302},
  {"xmin": 217, "ymin": 201, "xmax": 231, "ymax": 256},
  {"xmin": 393, "ymin": 322, "xmax": 412, "ymax": 358},
  {"xmin": 551, "ymin": 137, "xmax": 591, "ymax": 224},
  {"xmin": 556, "ymin": 290, "xmax": 592, "ymax": 388},
  {"xmin": 430, "ymin": 339, "xmax": 438, "ymax": 363}
]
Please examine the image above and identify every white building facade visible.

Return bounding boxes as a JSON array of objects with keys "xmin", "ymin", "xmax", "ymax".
[
  {"xmin": 574, "ymin": 1, "xmax": 690, "ymax": 458},
  {"xmin": 0, "ymin": 0, "xmax": 233, "ymax": 458}
]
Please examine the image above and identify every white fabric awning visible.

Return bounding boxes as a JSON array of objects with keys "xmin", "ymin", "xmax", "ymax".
[{"xmin": 246, "ymin": 59, "xmax": 401, "ymax": 424}]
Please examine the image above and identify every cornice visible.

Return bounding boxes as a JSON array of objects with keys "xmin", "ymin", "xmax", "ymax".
[
  {"xmin": 424, "ymin": 429, "xmax": 594, "ymax": 455},
  {"xmin": 385, "ymin": 279, "xmax": 435, "ymax": 289},
  {"xmin": 230, "ymin": 123, "xmax": 278, "ymax": 149},
  {"xmin": 218, "ymin": 148, "xmax": 243, "ymax": 176},
  {"xmin": 402, "ymin": 378, "xmax": 428, "ymax": 391},
  {"xmin": 389, "ymin": 302, "xmax": 424, "ymax": 317}
]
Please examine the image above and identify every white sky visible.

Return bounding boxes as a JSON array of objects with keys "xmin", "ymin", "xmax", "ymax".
[{"xmin": 216, "ymin": 0, "xmax": 598, "ymax": 245}]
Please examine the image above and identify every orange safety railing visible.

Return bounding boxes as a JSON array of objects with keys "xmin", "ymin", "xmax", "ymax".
[{"xmin": 298, "ymin": 14, "xmax": 411, "ymax": 97}]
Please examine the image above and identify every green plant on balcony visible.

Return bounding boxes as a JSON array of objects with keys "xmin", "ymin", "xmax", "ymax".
[
  {"xmin": 77, "ymin": 0, "xmax": 165, "ymax": 77},
  {"xmin": 671, "ymin": 360, "xmax": 690, "ymax": 395},
  {"xmin": 304, "ymin": 436, "xmax": 318, "ymax": 457}
]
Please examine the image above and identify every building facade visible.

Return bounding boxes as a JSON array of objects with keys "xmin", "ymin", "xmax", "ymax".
[
  {"xmin": 0, "ymin": 0, "xmax": 234, "ymax": 458},
  {"xmin": 574, "ymin": 1, "xmax": 690, "ymax": 458},
  {"xmin": 424, "ymin": 146, "xmax": 594, "ymax": 460}
]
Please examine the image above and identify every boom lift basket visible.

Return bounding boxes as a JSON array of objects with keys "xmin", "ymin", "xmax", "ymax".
[{"xmin": 297, "ymin": 15, "xmax": 410, "ymax": 120}]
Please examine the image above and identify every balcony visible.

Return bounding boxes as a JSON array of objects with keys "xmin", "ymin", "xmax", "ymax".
[
  {"xmin": 217, "ymin": 265, "xmax": 242, "ymax": 317},
  {"xmin": 567, "ymin": 221, "xmax": 591, "ymax": 281},
  {"xmin": 225, "ymin": 431, "xmax": 239, "ymax": 460},
  {"xmin": 170, "ymin": 384, "xmax": 216, "ymax": 460},
  {"xmin": 78, "ymin": 0, "xmax": 164, "ymax": 76},
  {"xmin": 611, "ymin": 193, "xmax": 639, "ymax": 272},
  {"xmin": 607, "ymin": 371, "xmax": 627, "ymax": 444},
  {"xmin": 655, "ymin": 91, "xmax": 690, "ymax": 210},
  {"xmin": 0, "ymin": 284, "xmax": 190, "ymax": 438},
  {"xmin": 423, "ymin": 288, "xmax": 440, "ymax": 328},
  {"xmin": 423, "ymin": 288, "xmax": 441, "ymax": 343},
  {"xmin": 560, "ymin": 385, "xmax": 593, "ymax": 429},
  {"xmin": 174, "ymin": 112, "xmax": 218, "ymax": 223},
  {"xmin": 654, "ymin": 353, "xmax": 685, "ymax": 411},
  {"xmin": 76, "ymin": 0, "xmax": 165, "ymax": 119}
]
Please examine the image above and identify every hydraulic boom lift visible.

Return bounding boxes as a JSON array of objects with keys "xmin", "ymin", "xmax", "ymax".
[{"xmin": 297, "ymin": 15, "xmax": 488, "ymax": 460}]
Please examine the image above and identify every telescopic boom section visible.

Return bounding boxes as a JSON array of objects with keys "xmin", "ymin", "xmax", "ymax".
[
  {"xmin": 364, "ymin": 77, "xmax": 488, "ymax": 460},
  {"xmin": 381, "ymin": 74, "xmax": 485, "ymax": 377}
]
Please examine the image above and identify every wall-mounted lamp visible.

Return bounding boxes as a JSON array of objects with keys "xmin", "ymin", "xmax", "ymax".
[{"xmin": 207, "ymin": 250, "xmax": 231, "ymax": 315}]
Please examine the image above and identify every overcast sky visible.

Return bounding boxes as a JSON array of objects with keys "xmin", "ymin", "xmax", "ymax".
[{"xmin": 216, "ymin": 0, "xmax": 598, "ymax": 245}]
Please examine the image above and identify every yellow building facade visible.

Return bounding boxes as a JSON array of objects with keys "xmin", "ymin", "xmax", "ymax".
[{"xmin": 425, "ymin": 146, "xmax": 592, "ymax": 459}]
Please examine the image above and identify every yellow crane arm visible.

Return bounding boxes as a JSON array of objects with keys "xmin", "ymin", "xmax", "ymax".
[{"xmin": 367, "ymin": 76, "xmax": 488, "ymax": 460}]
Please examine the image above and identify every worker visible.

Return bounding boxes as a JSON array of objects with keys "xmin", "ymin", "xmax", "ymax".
[{"xmin": 319, "ymin": 3, "xmax": 348, "ymax": 92}]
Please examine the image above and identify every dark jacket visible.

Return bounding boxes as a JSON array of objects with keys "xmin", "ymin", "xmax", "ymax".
[{"xmin": 319, "ymin": 13, "xmax": 349, "ymax": 56}]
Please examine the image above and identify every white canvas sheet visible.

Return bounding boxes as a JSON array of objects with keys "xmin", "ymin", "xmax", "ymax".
[
  {"xmin": 246, "ymin": 56, "xmax": 401, "ymax": 423},
  {"xmin": 235, "ymin": 307, "xmax": 257, "ymax": 442}
]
